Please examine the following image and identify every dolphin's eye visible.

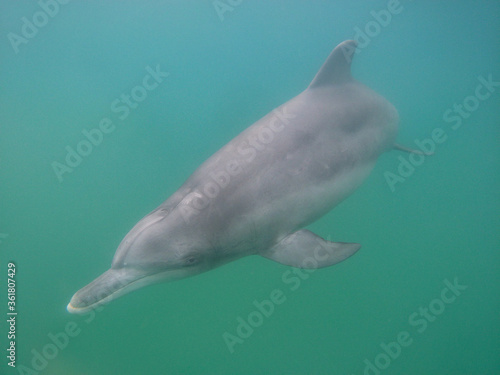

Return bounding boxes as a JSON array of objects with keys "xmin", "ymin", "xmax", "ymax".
[{"xmin": 185, "ymin": 256, "xmax": 198, "ymax": 265}]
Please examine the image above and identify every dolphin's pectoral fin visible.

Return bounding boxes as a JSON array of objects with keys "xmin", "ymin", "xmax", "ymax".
[{"xmin": 261, "ymin": 230, "xmax": 361, "ymax": 269}]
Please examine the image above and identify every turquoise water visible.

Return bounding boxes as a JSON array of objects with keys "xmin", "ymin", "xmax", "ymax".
[{"xmin": 1, "ymin": 1, "xmax": 499, "ymax": 374}]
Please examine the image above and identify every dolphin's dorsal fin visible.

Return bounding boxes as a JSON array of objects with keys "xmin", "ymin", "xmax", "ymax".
[{"xmin": 308, "ymin": 40, "xmax": 357, "ymax": 89}]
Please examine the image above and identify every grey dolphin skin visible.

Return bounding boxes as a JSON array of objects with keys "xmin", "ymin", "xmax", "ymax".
[{"xmin": 68, "ymin": 40, "xmax": 405, "ymax": 314}]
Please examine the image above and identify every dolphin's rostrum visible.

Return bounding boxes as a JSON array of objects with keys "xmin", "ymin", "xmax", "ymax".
[{"xmin": 68, "ymin": 40, "xmax": 405, "ymax": 314}]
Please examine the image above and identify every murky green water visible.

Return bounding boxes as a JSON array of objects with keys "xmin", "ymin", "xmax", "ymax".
[{"xmin": 1, "ymin": 1, "xmax": 499, "ymax": 374}]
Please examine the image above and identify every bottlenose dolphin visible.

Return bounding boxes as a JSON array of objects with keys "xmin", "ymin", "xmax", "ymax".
[{"xmin": 68, "ymin": 40, "xmax": 412, "ymax": 314}]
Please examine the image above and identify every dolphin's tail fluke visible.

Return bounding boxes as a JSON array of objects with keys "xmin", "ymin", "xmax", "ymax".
[{"xmin": 393, "ymin": 143, "xmax": 434, "ymax": 156}]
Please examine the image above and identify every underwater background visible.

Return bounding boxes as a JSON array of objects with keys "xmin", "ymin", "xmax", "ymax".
[{"xmin": 1, "ymin": 1, "xmax": 499, "ymax": 374}]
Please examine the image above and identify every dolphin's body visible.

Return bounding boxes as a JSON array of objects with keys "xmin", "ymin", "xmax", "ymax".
[{"xmin": 68, "ymin": 40, "xmax": 400, "ymax": 314}]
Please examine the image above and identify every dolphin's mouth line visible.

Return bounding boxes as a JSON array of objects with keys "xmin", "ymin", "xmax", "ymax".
[
  {"xmin": 67, "ymin": 277, "xmax": 144, "ymax": 314},
  {"xmin": 66, "ymin": 269, "xmax": 166, "ymax": 314},
  {"xmin": 67, "ymin": 265, "xmax": 196, "ymax": 314}
]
